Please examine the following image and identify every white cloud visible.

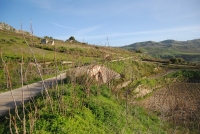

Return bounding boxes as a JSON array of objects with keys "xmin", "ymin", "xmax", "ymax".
[
  {"xmin": 75, "ymin": 25, "xmax": 102, "ymax": 36},
  {"xmin": 82, "ymin": 25, "xmax": 200, "ymax": 40},
  {"xmin": 54, "ymin": 25, "xmax": 103, "ymax": 40},
  {"xmin": 54, "ymin": 25, "xmax": 200, "ymax": 46},
  {"xmin": 50, "ymin": 22, "xmax": 75, "ymax": 29}
]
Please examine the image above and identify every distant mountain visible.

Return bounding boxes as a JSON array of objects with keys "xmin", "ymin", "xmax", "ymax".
[{"xmin": 122, "ymin": 39, "xmax": 200, "ymax": 63}]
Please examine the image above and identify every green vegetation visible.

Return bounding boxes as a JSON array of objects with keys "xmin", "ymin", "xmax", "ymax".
[
  {"xmin": 0, "ymin": 84, "xmax": 168, "ymax": 134},
  {"xmin": 0, "ymin": 24, "xmax": 200, "ymax": 134},
  {"xmin": 68, "ymin": 36, "xmax": 76, "ymax": 41},
  {"xmin": 169, "ymin": 57, "xmax": 185, "ymax": 64},
  {"xmin": 1, "ymin": 66, "xmax": 199, "ymax": 133},
  {"xmin": 0, "ymin": 29, "xmax": 132, "ymax": 92},
  {"xmin": 166, "ymin": 70, "xmax": 200, "ymax": 82},
  {"xmin": 122, "ymin": 39, "xmax": 200, "ymax": 63}
]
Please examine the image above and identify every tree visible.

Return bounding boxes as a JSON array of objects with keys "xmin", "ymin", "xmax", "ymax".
[{"xmin": 69, "ymin": 36, "xmax": 75, "ymax": 41}]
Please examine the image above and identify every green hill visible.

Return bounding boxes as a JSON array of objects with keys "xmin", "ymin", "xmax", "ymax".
[
  {"xmin": 122, "ymin": 39, "xmax": 200, "ymax": 63},
  {"xmin": 0, "ymin": 28, "xmax": 132, "ymax": 92}
]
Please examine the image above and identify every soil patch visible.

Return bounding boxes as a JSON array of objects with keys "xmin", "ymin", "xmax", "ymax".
[{"xmin": 140, "ymin": 83, "xmax": 200, "ymax": 131}]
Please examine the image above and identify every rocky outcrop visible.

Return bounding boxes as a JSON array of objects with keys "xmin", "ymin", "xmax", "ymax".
[
  {"xmin": 0, "ymin": 22, "xmax": 31, "ymax": 35},
  {"xmin": 67, "ymin": 65, "xmax": 120, "ymax": 84},
  {"xmin": 0, "ymin": 22, "xmax": 16, "ymax": 31}
]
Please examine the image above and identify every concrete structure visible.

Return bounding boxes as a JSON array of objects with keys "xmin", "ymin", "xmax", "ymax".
[
  {"xmin": 41, "ymin": 39, "xmax": 49, "ymax": 44},
  {"xmin": 41, "ymin": 39, "xmax": 54, "ymax": 45},
  {"xmin": 48, "ymin": 40, "xmax": 54, "ymax": 45}
]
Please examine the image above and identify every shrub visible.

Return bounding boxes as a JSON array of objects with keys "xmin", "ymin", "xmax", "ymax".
[
  {"xmin": 57, "ymin": 46, "xmax": 67, "ymax": 53},
  {"xmin": 135, "ymin": 49, "xmax": 143, "ymax": 53},
  {"xmin": 43, "ymin": 46, "xmax": 54, "ymax": 51},
  {"xmin": 0, "ymin": 39, "xmax": 6, "ymax": 42},
  {"xmin": 170, "ymin": 58, "xmax": 185, "ymax": 64},
  {"xmin": 10, "ymin": 39, "xmax": 16, "ymax": 42},
  {"xmin": 6, "ymin": 40, "xmax": 12, "ymax": 44}
]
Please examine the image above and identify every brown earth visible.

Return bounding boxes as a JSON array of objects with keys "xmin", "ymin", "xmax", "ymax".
[{"xmin": 140, "ymin": 83, "xmax": 200, "ymax": 131}]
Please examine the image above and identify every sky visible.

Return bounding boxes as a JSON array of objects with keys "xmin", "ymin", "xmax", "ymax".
[{"xmin": 0, "ymin": 0, "xmax": 200, "ymax": 46}]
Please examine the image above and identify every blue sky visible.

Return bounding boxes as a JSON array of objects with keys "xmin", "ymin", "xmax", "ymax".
[{"xmin": 0, "ymin": 0, "xmax": 200, "ymax": 46}]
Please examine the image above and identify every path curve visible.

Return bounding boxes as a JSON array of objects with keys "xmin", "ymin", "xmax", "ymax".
[{"xmin": 0, "ymin": 73, "xmax": 66, "ymax": 116}]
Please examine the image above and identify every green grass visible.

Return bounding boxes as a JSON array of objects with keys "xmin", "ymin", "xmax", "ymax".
[
  {"xmin": 0, "ymin": 83, "xmax": 169, "ymax": 134},
  {"xmin": 0, "ymin": 29, "xmax": 199, "ymax": 133},
  {"xmin": 0, "ymin": 30, "xmax": 132, "ymax": 63},
  {"xmin": 0, "ymin": 29, "xmax": 134, "ymax": 92},
  {"xmin": 108, "ymin": 59, "xmax": 159, "ymax": 81}
]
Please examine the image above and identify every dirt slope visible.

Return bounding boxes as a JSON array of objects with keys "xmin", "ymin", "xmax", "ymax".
[{"xmin": 140, "ymin": 83, "xmax": 200, "ymax": 130}]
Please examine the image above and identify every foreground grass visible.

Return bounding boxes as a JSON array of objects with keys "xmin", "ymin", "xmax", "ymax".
[
  {"xmin": 0, "ymin": 84, "xmax": 168, "ymax": 134},
  {"xmin": 1, "ymin": 70, "xmax": 199, "ymax": 133}
]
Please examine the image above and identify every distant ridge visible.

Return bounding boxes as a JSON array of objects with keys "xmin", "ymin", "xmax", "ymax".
[
  {"xmin": 160, "ymin": 39, "xmax": 176, "ymax": 44},
  {"xmin": 122, "ymin": 39, "xmax": 200, "ymax": 63}
]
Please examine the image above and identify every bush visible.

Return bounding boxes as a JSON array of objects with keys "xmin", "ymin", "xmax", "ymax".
[
  {"xmin": 0, "ymin": 39, "xmax": 6, "ymax": 42},
  {"xmin": 170, "ymin": 58, "xmax": 185, "ymax": 64},
  {"xmin": 43, "ymin": 46, "xmax": 54, "ymax": 51},
  {"xmin": 10, "ymin": 39, "xmax": 16, "ymax": 42},
  {"xmin": 167, "ymin": 70, "xmax": 200, "ymax": 82},
  {"xmin": 6, "ymin": 40, "xmax": 12, "ymax": 44},
  {"xmin": 57, "ymin": 46, "xmax": 67, "ymax": 53},
  {"xmin": 135, "ymin": 49, "xmax": 143, "ymax": 53}
]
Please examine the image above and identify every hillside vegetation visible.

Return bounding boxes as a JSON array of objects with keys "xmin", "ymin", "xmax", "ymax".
[
  {"xmin": 0, "ymin": 29, "xmax": 132, "ymax": 92},
  {"xmin": 0, "ymin": 23, "xmax": 200, "ymax": 133},
  {"xmin": 122, "ymin": 39, "xmax": 200, "ymax": 63}
]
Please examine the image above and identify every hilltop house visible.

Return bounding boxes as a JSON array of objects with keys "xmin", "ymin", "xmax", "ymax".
[
  {"xmin": 41, "ymin": 39, "xmax": 48, "ymax": 44},
  {"xmin": 41, "ymin": 39, "xmax": 54, "ymax": 45}
]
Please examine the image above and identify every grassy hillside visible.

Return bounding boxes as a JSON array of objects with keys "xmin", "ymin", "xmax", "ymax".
[
  {"xmin": 0, "ymin": 58, "xmax": 169, "ymax": 134},
  {"xmin": 1, "ymin": 58, "xmax": 200, "ymax": 133},
  {"xmin": 0, "ymin": 29, "xmax": 132, "ymax": 92},
  {"xmin": 122, "ymin": 39, "xmax": 200, "ymax": 63},
  {"xmin": 0, "ymin": 30, "xmax": 131, "ymax": 63},
  {"xmin": 0, "ymin": 24, "xmax": 200, "ymax": 133}
]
